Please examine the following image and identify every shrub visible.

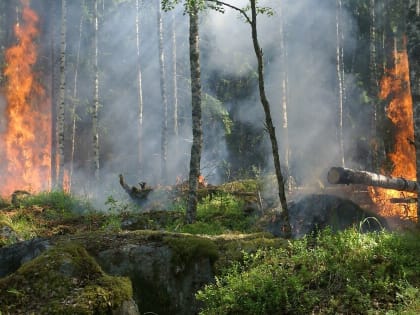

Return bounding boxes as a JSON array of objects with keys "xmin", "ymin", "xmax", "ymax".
[{"xmin": 197, "ymin": 228, "xmax": 420, "ymax": 314}]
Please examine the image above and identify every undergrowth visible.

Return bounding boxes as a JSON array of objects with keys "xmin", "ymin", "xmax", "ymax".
[{"xmin": 196, "ymin": 228, "xmax": 420, "ymax": 314}]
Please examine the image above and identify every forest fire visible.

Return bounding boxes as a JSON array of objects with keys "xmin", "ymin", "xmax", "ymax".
[
  {"xmin": 369, "ymin": 39, "xmax": 417, "ymax": 221},
  {"xmin": 0, "ymin": 1, "xmax": 51, "ymax": 197}
]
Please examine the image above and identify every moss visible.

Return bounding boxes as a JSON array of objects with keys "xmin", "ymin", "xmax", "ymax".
[
  {"xmin": 164, "ymin": 234, "xmax": 219, "ymax": 272},
  {"xmin": 0, "ymin": 242, "xmax": 133, "ymax": 314}
]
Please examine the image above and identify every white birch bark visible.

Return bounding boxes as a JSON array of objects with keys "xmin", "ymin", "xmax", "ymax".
[
  {"xmin": 336, "ymin": 0, "xmax": 345, "ymax": 167},
  {"xmin": 57, "ymin": 0, "xmax": 67, "ymax": 189},
  {"xmin": 69, "ymin": 1, "xmax": 84, "ymax": 191},
  {"xmin": 157, "ymin": 0, "xmax": 168, "ymax": 183},
  {"xmin": 279, "ymin": 3, "xmax": 291, "ymax": 192},
  {"xmin": 172, "ymin": 9, "xmax": 179, "ymax": 138},
  {"xmin": 92, "ymin": 0, "xmax": 100, "ymax": 181},
  {"xmin": 136, "ymin": 0, "xmax": 144, "ymax": 173}
]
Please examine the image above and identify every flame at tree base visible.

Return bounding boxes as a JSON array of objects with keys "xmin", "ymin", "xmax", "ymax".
[
  {"xmin": 369, "ymin": 38, "xmax": 417, "ymax": 223},
  {"xmin": 0, "ymin": 0, "xmax": 51, "ymax": 197}
]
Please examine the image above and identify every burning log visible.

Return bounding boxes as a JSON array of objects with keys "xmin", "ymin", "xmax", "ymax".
[{"xmin": 327, "ymin": 167, "xmax": 419, "ymax": 193}]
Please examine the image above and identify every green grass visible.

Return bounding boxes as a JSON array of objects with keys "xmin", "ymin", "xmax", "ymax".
[
  {"xmin": 197, "ymin": 228, "xmax": 420, "ymax": 315},
  {"xmin": 19, "ymin": 190, "xmax": 94, "ymax": 215},
  {"xmin": 167, "ymin": 193, "xmax": 258, "ymax": 235}
]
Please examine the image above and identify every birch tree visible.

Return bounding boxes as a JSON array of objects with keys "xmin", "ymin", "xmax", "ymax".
[
  {"xmin": 171, "ymin": 9, "xmax": 179, "ymax": 138},
  {"xmin": 186, "ymin": 1, "xmax": 203, "ymax": 223},
  {"xmin": 158, "ymin": 0, "xmax": 169, "ymax": 183},
  {"xmin": 56, "ymin": 0, "xmax": 67, "ymax": 189},
  {"xmin": 206, "ymin": 0, "xmax": 292, "ymax": 237},
  {"xmin": 278, "ymin": 2, "xmax": 291, "ymax": 192},
  {"xmin": 336, "ymin": 0, "xmax": 345, "ymax": 167},
  {"xmin": 369, "ymin": 0, "xmax": 380, "ymax": 171},
  {"xmin": 69, "ymin": 0, "xmax": 85, "ymax": 191},
  {"xmin": 136, "ymin": 0, "xmax": 144, "ymax": 173},
  {"xmin": 92, "ymin": 0, "xmax": 100, "ymax": 181}
]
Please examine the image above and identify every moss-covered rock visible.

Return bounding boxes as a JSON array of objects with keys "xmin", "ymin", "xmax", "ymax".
[{"xmin": 0, "ymin": 242, "xmax": 137, "ymax": 314}]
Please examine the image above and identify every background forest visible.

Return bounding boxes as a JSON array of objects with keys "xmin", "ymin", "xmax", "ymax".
[{"xmin": 0, "ymin": 0, "xmax": 416, "ymax": 206}]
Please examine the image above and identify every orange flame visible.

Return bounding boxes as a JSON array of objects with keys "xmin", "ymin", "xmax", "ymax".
[
  {"xmin": 370, "ymin": 37, "xmax": 417, "ymax": 221},
  {"xmin": 0, "ymin": 0, "xmax": 51, "ymax": 196}
]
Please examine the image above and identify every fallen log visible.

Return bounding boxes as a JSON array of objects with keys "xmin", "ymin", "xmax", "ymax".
[{"xmin": 327, "ymin": 167, "xmax": 419, "ymax": 193}]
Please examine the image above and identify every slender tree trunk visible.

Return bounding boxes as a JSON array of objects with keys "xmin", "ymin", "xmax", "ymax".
[
  {"xmin": 56, "ymin": 0, "xmax": 67, "ymax": 189},
  {"xmin": 136, "ymin": 0, "xmax": 144, "ymax": 174},
  {"xmin": 336, "ymin": 0, "xmax": 345, "ymax": 167},
  {"xmin": 157, "ymin": 0, "xmax": 168, "ymax": 183},
  {"xmin": 369, "ymin": 0, "xmax": 380, "ymax": 171},
  {"xmin": 186, "ymin": 2, "xmax": 202, "ymax": 224},
  {"xmin": 92, "ymin": 0, "xmax": 100, "ymax": 181},
  {"xmin": 172, "ymin": 9, "xmax": 179, "ymax": 138},
  {"xmin": 69, "ymin": 1, "xmax": 84, "ymax": 191},
  {"xmin": 250, "ymin": 0, "xmax": 291, "ymax": 238},
  {"xmin": 406, "ymin": 0, "xmax": 420, "ymax": 220},
  {"xmin": 278, "ymin": 3, "xmax": 291, "ymax": 192},
  {"xmin": 50, "ymin": 0, "xmax": 58, "ymax": 189}
]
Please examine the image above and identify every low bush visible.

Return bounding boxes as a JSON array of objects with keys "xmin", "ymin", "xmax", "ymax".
[{"xmin": 197, "ymin": 228, "xmax": 420, "ymax": 314}]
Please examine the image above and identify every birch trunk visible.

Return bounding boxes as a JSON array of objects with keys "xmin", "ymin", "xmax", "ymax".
[
  {"xmin": 250, "ymin": 0, "xmax": 291, "ymax": 238},
  {"xmin": 69, "ymin": 1, "xmax": 84, "ymax": 191},
  {"xmin": 172, "ymin": 9, "xmax": 179, "ymax": 138},
  {"xmin": 92, "ymin": 0, "xmax": 100, "ymax": 181},
  {"xmin": 335, "ymin": 0, "xmax": 345, "ymax": 167},
  {"xmin": 50, "ymin": 0, "xmax": 58, "ymax": 189},
  {"xmin": 278, "ymin": 3, "xmax": 291, "ymax": 192},
  {"xmin": 406, "ymin": 0, "xmax": 420, "ymax": 219},
  {"xmin": 157, "ymin": 0, "xmax": 168, "ymax": 183},
  {"xmin": 328, "ymin": 166, "xmax": 419, "ymax": 192},
  {"xmin": 56, "ymin": 0, "xmax": 67, "ymax": 189},
  {"xmin": 186, "ymin": 3, "xmax": 202, "ymax": 224},
  {"xmin": 136, "ymin": 0, "xmax": 144, "ymax": 173}
]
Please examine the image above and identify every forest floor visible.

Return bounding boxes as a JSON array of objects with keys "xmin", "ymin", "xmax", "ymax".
[{"xmin": 0, "ymin": 186, "xmax": 419, "ymax": 314}]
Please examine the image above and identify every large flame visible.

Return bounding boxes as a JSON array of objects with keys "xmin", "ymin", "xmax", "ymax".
[
  {"xmin": 369, "ymin": 37, "xmax": 417, "ymax": 221},
  {"xmin": 0, "ymin": 0, "xmax": 51, "ymax": 196}
]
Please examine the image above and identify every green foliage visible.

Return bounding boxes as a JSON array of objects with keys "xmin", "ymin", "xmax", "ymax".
[
  {"xmin": 197, "ymin": 229, "xmax": 420, "ymax": 314},
  {"xmin": 20, "ymin": 191, "xmax": 93, "ymax": 215},
  {"xmin": 202, "ymin": 93, "xmax": 232, "ymax": 135}
]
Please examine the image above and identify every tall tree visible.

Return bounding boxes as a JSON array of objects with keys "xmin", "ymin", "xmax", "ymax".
[
  {"xmin": 207, "ymin": 0, "xmax": 291, "ymax": 237},
  {"xmin": 186, "ymin": 1, "xmax": 203, "ymax": 223},
  {"xmin": 69, "ymin": 0, "xmax": 85, "ymax": 191},
  {"xmin": 278, "ymin": 2, "xmax": 291, "ymax": 192},
  {"xmin": 336, "ymin": 0, "xmax": 345, "ymax": 167},
  {"xmin": 92, "ymin": 0, "xmax": 100, "ymax": 181},
  {"xmin": 136, "ymin": 0, "xmax": 144, "ymax": 174},
  {"xmin": 56, "ymin": 0, "xmax": 67, "ymax": 189},
  {"xmin": 157, "ymin": 0, "xmax": 169, "ymax": 183},
  {"xmin": 369, "ymin": 0, "xmax": 380, "ymax": 171},
  {"xmin": 162, "ymin": 0, "xmax": 204, "ymax": 223},
  {"xmin": 406, "ymin": 0, "xmax": 420, "ymax": 220},
  {"xmin": 171, "ymin": 9, "xmax": 179, "ymax": 138}
]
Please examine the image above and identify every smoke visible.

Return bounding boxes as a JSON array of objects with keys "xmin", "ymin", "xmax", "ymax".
[
  {"xmin": 202, "ymin": 0, "xmax": 362, "ymax": 186},
  {"xmin": 0, "ymin": 0, "xmax": 370, "ymax": 208}
]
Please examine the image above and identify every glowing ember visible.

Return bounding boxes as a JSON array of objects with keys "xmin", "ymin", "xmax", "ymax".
[
  {"xmin": 370, "ymin": 37, "xmax": 417, "ymax": 221},
  {"xmin": 0, "ymin": 0, "xmax": 51, "ymax": 196}
]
